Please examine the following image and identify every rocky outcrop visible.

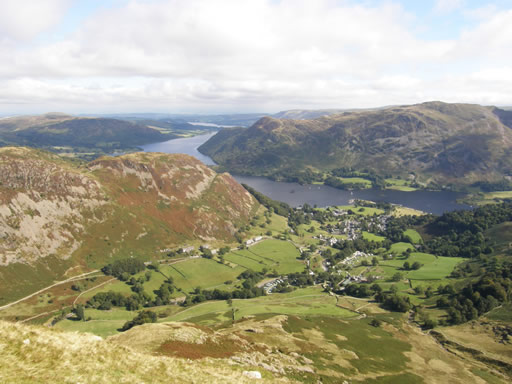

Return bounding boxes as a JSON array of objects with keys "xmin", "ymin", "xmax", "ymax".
[{"xmin": 0, "ymin": 147, "xmax": 258, "ymax": 300}]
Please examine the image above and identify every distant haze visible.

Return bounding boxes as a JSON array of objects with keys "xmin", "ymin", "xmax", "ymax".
[{"xmin": 0, "ymin": 0, "xmax": 511, "ymax": 114}]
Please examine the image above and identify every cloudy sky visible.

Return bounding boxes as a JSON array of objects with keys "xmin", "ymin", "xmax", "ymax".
[{"xmin": 0, "ymin": 0, "xmax": 511, "ymax": 114}]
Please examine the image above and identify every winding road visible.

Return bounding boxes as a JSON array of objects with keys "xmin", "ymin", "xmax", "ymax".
[{"xmin": 0, "ymin": 270, "xmax": 100, "ymax": 311}]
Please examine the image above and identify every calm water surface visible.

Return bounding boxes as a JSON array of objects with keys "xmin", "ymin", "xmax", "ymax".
[
  {"xmin": 140, "ymin": 133, "xmax": 470, "ymax": 214},
  {"xmin": 233, "ymin": 176, "xmax": 470, "ymax": 215},
  {"xmin": 140, "ymin": 132, "xmax": 217, "ymax": 165}
]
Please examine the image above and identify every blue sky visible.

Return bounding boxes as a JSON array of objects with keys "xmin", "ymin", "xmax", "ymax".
[{"xmin": 0, "ymin": 0, "xmax": 511, "ymax": 114}]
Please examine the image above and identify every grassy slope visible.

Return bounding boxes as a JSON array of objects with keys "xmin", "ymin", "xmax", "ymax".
[
  {"xmin": 0, "ymin": 321, "xmax": 289, "ymax": 384},
  {"xmin": 404, "ymin": 229, "xmax": 423, "ymax": 244},
  {"xmin": 363, "ymin": 231, "xmax": 387, "ymax": 242}
]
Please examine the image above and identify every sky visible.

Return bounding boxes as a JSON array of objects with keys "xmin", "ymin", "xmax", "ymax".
[{"xmin": 0, "ymin": 0, "xmax": 511, "ymax": 114}]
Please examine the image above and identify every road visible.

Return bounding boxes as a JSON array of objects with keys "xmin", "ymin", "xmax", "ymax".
[{"xmin": 0, "ymin": 270, "xmax": 100, "ymax": 311}]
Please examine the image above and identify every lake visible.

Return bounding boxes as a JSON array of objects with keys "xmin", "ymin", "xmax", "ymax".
[
  {"xmin": 140, "ymin": 133, "xmax": 470, "ymax": 214},
  {"xmin": 139, "ymin": 132, "xmax": 217, "ymax": 165},
  {"xmin": 233, "ymin": 176, "xmax": 470, "ymax": 215}
]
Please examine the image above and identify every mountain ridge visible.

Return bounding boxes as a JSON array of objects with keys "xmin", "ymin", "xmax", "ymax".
[
  {"xmin": 0, "ymin": 114, "xmax": 174, "ymax": 156},
  {"xmin": 199, "ymin": 101, "xmax": 512, "ymax": 186}
]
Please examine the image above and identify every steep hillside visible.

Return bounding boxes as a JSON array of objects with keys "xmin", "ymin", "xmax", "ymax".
[
  {"xmin": 199, "ymin": 102, "xmax": 512, "ymax": 186},
  {"xmin": 0, "ymin": 113, "xmax": 172, "ymax": 154},
  {"xmin": 0, "ymin": 320, "xmax": 288, "ymax": 383},
  {"xmin": 0, "ymin": 147, "xmax": 258, "ymax": 303}
]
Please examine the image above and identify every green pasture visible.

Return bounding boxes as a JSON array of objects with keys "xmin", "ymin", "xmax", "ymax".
[
  {"xmin": 224, "ymin": 239, "xmax": 303, "ymax": 275},
  {"xmin": 162, "ymin": 287, "xmax": 357, "ymax": 325},
  {"xmin": 337, "ymin": 176, "xmax": 372, "ymax": 186},
  {"xmin": 389, "ymin": 242, "xmax": 414, "ymax": 255},
  {"xmin": 161, "ymin": 258, "xmax": 244, "ymax": 294},
  {"xmin": 385, "ymin": 178, "xmax": 418, "ymax": 192},
  {"xmin": 55, "ymin": 308, "xmax": 136, "ymax": 338},
  {"xmin": 379, "ymin": 252, "xmax": 463, "ymax": 281},
  {"xmin": 362, "ymin": 231, "xmax": 386, "ymax": 242},
  {"xmin": 403, "ymin": 229, "xmax": 422, "ymax": 244},
  {"xmin": 337, "ymin": 205, "xmax": 385, "ymax": 216}
]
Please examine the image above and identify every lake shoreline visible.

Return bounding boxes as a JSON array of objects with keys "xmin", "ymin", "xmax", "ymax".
[{"xmin": 140, "ymin": 132, "xmax": 471, "ymax": 215}]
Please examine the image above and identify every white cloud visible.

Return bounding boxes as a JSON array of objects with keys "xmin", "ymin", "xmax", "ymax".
[
  {"xmin": 434, "ymin": 0, "xmax": 465, "ymax": 14},
  {"xmin": 464, "ymin": 4, "xmax": 498, "ymax": 20},
  {"xmin": 0, "ymin": 0, "xmax": 71, "ymax": 41},
  {"xmin": 455, "ymin": 9, "xmax": 512, "ymax": 61},
  {"xmin": 0, "ymin": 0, "xmax": 510, "ymax": 113}
]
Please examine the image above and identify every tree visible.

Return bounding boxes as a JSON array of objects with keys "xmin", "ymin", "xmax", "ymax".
[
  {"xmin": 370, "ymin": 318, "xmax": 382, "ymax": 327},
  {"xmin": 120, "ymin": 310, "xmax": 157, "ymax": 331},
  {"xmin": 150, "ymin": 261, "xmax": 160, "ymax": 272},
  {"xmin": 145, "ymin": 271, "xmax": 152, "ymax": 281},
  {"xmin": 411, "ymin": 261, "xmax": 422, "ymax": 270},
  {"xmin": 414, "ymin": 286, "xmax": 424, "ymax": 295},
  {"xmin": 218, "ymin": 246, "xmax": 230, "ymax": 255},
  {"xmin": 423, "ymin": 318, "xmax": 437, "ymax": 329},
  {"xmin": 73, "ymin": 304, "xmax": 85, "ymax": 322},
  {"xmin": 403, "ymin": 261, "xmax": 410, "ymax": 270},
  {"xmin": 391, "ymin": 272, "xmax": 403, "ymax": 282},
  {"xmin": 201, "ymin": 247, "xmax": 213, "ymax": 258},
  {"xmin": 71, "ymin": 282, "xmax": 84, "ymax": 292},
  {"xmin": 102, "ymin": 258, "xmax": 145, "ymax": 278},
  {"xmin": 372, "ymin": 257, "xmax": 379, "ymax": 266}
]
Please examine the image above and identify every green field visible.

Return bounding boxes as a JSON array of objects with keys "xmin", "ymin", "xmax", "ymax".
[
  {"xmin": 484, "ymin": 191, "xmax": 512, "ymax": 200},
  {"xmin": 385, "ymin": 178, "xmax": 418, "ymax": 192},
  {"xmin": 55, "ymin": 308, "xmax": 136, "ymax": 338},
  {"xmin": 403, "ymin": 229, "xmax": 422, "ymax": 244},
  {"xmin": 79, "ymin": 258, "xmax": 245, "ymax": 302},
  {"xmin": 224, "ymin": 239, "xmax": 304, "ymax": 275},
  {"xmin": 380, "ymin": 252, "xmax": 463, "ymax": 281},
  {"xmin": 337, "ymin": 176, "xmax": 372, "ymax": 186},
  {"xmin": 80, "ymin": 277, "xmax": 133, "ymax": 300},
  {"xmin": 161, "ymin": 286, "xmax": 357, "ymax": 325},
  {"xmin": 162, "ymin": 258, "xmax": 245, "ymax": 294},
  {"xmin": 389, "ymin": 242, "xmax": 414, "ymax": 254},
  {"xmin": 56, "ymin": 287, "xmax": 358, "ymax": 335},
  {"xmin": 407, "ymin": 255, "xmax": 462, "ymax": 280},
  {"xmin": 387, "ymin": 185, "xmax": 417, "ymax": 192},
  {"xmin": 362, "ymin": 231, "xmax": 386, "ymax": 242},
  {"xmin": 337, "ymin": 205, "xmax": 385, "ymax": 216}
]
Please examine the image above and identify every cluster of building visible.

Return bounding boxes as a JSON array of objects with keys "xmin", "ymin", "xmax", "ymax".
[
  {"xmin": 314, "ymin": 234, "xmax": 339, "ymax": 247},
  {"xmin": 340, "ymin": 218, "xmax": 360, "ymax": 240},
  {"xmin": 245, "ymin": 236, "xmax": 263, "ymax": 246},
  {"xmin": 340, "ymin": 250, "xmax": 373, "ymax": 266},
  {"xmin": 367, "ymin": 214, "xmax": 390, "ymax": 233},
  {"xmin": 339, "ymin": 272, "xmax": 368, "ymax": 288},
  {"xmin": 331, "ymin": 208, "xmax": 349, "ymax": 217},
  {"xmin": 263, "ymin": 277, "xmax": 287, "ymax": 294}
]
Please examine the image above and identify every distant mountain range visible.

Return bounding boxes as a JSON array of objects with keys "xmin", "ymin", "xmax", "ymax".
[
  {"xmin": 91, "ymin": 112, "xmax": 268, "ymax": 128},
  {"xmin": 0, "ymin": 148, "xmax": 258, "ymax": 303},
  {"xmin": 0, "ymin": 113, "xmax": 175, "ymax": 151},
  {"xmin": 199, "ymin": 101, "xmax": 512, "ymax": 187}
]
